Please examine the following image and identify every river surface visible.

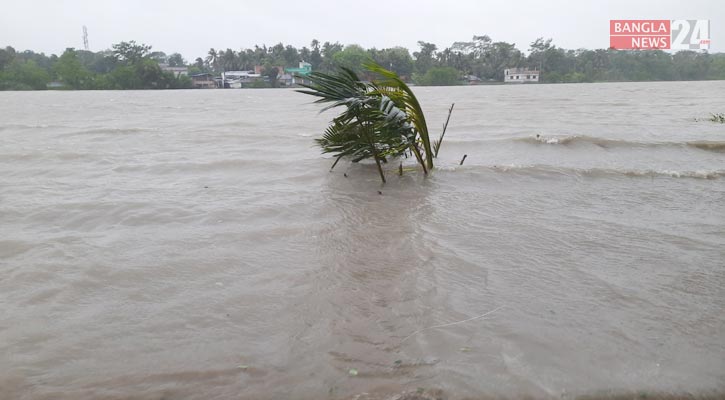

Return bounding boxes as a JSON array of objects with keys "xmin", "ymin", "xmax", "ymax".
[{"xmin": 1, "ymin": 82, "xmax": 724, "ymax": 400}]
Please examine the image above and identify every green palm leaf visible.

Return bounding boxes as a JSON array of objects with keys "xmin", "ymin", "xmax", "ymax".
[
  {"xmin": 365, "ymin": 62, "xmax": 434, "ymax": 170},
  {"xmin": 298, "ymin": 61, "xmax": 450, "ymax": 182}
]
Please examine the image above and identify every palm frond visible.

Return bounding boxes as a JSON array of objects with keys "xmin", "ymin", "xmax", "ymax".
[
  {"xmin": 364, "ymin": 62, "xmax": 434, "ymax": 170},
  {"xmin": 298, "ymin": 62, "xmax": 453, "ymax": 182},
  {"xmin": 297, "ymin": 67, "xmax": 367, "ymax": 106}
]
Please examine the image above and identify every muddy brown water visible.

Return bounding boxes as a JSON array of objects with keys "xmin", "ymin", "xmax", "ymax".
[{"xmin": 1, "ymin": 82, "xmax": 724, "ymax": 399}]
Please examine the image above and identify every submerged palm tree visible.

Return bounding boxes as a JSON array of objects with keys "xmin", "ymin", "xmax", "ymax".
[{"xmin": 298, "ymin": 62, "xmax": 451, "ymax": 182}]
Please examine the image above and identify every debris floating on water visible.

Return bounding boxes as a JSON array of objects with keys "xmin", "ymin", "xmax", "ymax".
[{"xmin": 400, "ymin": 305, "xmax": 505, "ymax": 344}]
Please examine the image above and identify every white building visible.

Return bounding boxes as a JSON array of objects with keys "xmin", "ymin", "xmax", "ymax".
[
  {"xmin": 221, "ymin": 71, "xmax": 263, "ymax": 88},
  {"xmin": 159, "ymin": 64, "xmax": 188, "ymax": 77},
  {"xmin": 504, "ymin": 68, "xmax": 540, "ymax": 83}
]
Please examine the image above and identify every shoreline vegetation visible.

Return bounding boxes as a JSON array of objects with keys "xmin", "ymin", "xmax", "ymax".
[{"xmin": 2, "ymin": 36, "xmax": 725, "ymax": 90}]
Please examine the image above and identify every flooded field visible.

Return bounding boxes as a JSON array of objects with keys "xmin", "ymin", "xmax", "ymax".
[{"xmin": 1, "ymin": 82, "xmax": 724, "ymax": 399}]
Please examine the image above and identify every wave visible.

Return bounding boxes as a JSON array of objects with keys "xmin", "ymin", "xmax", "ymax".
[
  {"xmin": 0, "ymin": 124, "xmax": 157, "ymax": 136},
  {"xmin": 514, "ymin": 135, "xmax": 725, "ymax": 152},
  {"xmin": 111, "ymin": 158, "xmax": 282, "ymax": 174},
  {"xmin": 469, "ymin": 164, "xmax": 725, "ymax": 180},
  {"xmin": 688, "ymin": 141, "xmax": 725, "ymax": 152},
  {"xmin": 56, "ymin": 127, "xmax": 153, "ymax": 137},
  {"xmin": 0, "ymin": 123, "xmax": 59, "ymax": 131}
]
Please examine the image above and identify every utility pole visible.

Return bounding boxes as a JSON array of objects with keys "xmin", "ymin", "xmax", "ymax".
[{"xmin": 82, "ymin": 26, "xmax": 89, "ymax": 51}]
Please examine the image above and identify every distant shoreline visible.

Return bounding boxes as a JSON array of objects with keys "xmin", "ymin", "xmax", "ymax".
[
  {"xmin": 2, "ymin": 39, "xmax": 724, "ymax": 90},
  {"xmin": 2, "ymin": 79, "xmax": 724, "ymax": 93}
]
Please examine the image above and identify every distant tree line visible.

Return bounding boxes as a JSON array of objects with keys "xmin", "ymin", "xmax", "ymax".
[
  {"xmin": 194, "ymin": 37, "xmax": 725, "ymax": 84},
  {"xmin": 2, "ymin": 36, "xmax": 725, "ymax": 90},
  {"xmin": 0, "ymin": 41, "xmax": 192, "ymax": 90}
]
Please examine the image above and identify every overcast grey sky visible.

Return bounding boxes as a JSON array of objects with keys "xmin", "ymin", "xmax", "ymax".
[{"xmin": 1, "ymin": 0, "xmax": 722, "ymax": 59}]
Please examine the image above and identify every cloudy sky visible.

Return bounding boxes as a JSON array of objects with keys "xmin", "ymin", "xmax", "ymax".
[{"xmin": 1, "ymin": 0, "xmax": 722, "ymax": 59}]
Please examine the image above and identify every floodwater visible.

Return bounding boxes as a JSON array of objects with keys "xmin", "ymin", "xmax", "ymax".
[{"xmin": 1, "ymin": 82, "xmax": 724, "ymax": 400}]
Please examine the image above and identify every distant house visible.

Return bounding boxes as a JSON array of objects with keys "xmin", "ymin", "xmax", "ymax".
[
  {"xmin": 46, "ymin": 81, "xmax": 66, "ymax": 89},
  {"xmin": 504, "ymin": 68, "xmax": 540, "ymax": 83},
  {"xmin": 159, "ymin": 64, "xmax": 189, "ymax": 77},
  {"xmin": 278, "ymin": 73, "xmax": 294, "ymax": 86},
  {"xmin": 284, "ymin": 62, "xmax": 312, "ymax": 85},
  {"xmin": 463, "ymin": 74, "xmax": 482, "ymax": 85},
  {"xmin": 254, "ymin": 65, "xmax": 285, "ymax": 75},
  {"xmin": 190, "ymin": 73, "xmax": 216, "ymax": 89},
  {"xmin": 221, "ymin": 70, "xmax": 264, "ymax": 88}
]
